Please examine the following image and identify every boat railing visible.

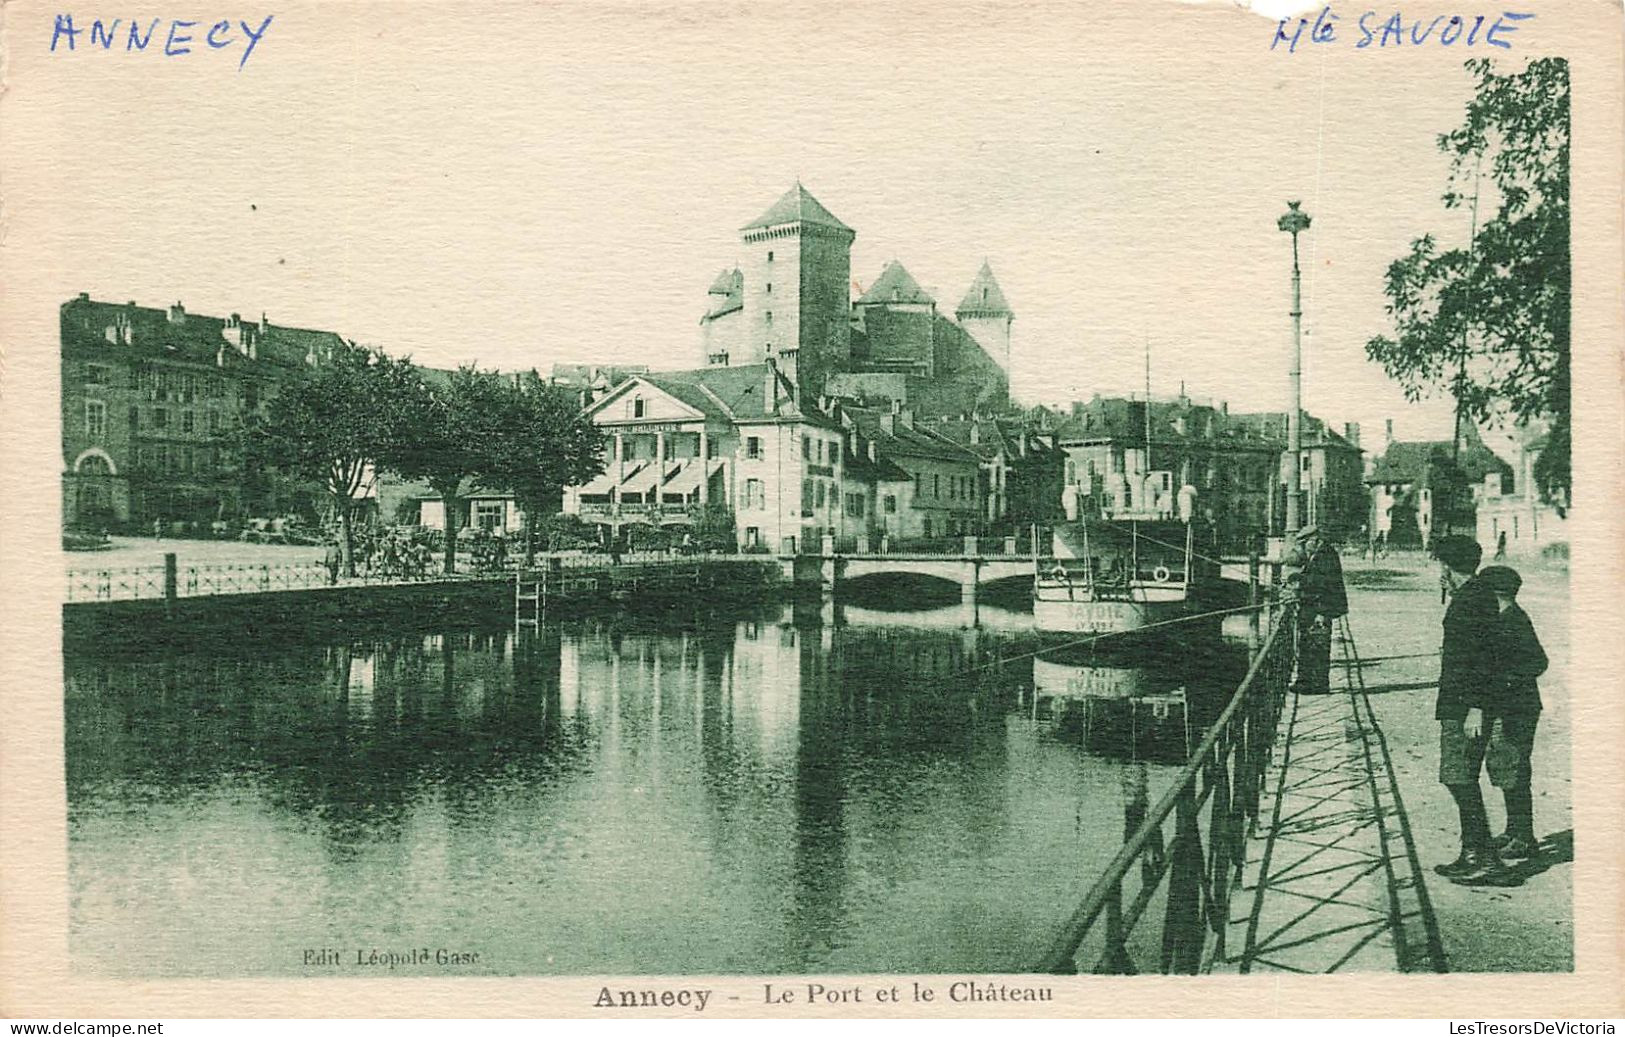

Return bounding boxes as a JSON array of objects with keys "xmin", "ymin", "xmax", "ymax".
[{"xmin": 1037, "ymin": 600, "xmax": 1297, "ymax": 974}]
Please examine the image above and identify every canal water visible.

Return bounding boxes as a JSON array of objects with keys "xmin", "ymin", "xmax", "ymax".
[{"xmin": 65, "ymin": 593, "xmax": 1251, "ymax": 976}]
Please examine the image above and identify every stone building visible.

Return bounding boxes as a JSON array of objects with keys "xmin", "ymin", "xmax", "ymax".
[
  {"xmin": 1227, "ymin": 412, "xmax": 1367, "ymax": 543},
  {"xmin": 562, "ymin": 360, "xmax": 855, "ymax": 552},
  {"xmin": 59, "ymin": 294, "xmax": 346, "ymax": 531},
  {"xmin": 699, "ymin": 184, "xmax": 1012, "ymax": 418},
  {"xmin": 926, "ymin": 414, "xmax": 1065, "ymax": 536},
  {"xmin": 1365, "ymin": 423, "xmax": 1511, "ymax": 550}
]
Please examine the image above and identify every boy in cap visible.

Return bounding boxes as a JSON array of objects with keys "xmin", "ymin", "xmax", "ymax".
[{"xmin": 1478, "ymin": 565, "xmax": 1548, "ymax": 861}]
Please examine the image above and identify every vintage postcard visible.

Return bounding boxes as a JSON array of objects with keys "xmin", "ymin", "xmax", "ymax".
[{"xmin": 1, "ymin": 0, "xmax": 1621, "ymax": 1021}]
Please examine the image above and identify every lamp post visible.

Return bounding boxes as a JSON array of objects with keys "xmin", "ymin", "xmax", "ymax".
[{"xmin": 1277, "ymin": 200, "xmax": 1311, "ymax": 541}]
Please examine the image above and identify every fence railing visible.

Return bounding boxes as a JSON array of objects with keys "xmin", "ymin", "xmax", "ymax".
[
  {"xmin": 1038, "ymin": 601, "xmax": 1297, "ymax": 975},
  {"xmin": 65, "ymin": 551, "xmax": 773, "ymax": 603}
]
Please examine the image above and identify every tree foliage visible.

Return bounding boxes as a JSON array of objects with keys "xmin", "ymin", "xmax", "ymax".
[
  {"xmin": 1365, "ymin": 57, "xmax": 1569, "ymax": 503},
  {"xmin": 390, "ymin": 365, "xmax": 514, "ymax": 574},
  {"xmin": 476, "ymin": 373, "xmax": 607, "ymax": 564},
  {"xmin": 255, "ymin": 343, "xmax": 419, "ymax": 574}
]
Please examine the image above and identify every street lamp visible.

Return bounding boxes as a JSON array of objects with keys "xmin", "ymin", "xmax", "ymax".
[{"xmin": 1277, "ymin": 200, "xmax": 1311, "ymax": 540}]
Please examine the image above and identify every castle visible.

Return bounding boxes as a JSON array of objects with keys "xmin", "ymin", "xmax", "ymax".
[{"xmin": 698, "ymin": 183, "xmax": 1013, "ymax": 418}]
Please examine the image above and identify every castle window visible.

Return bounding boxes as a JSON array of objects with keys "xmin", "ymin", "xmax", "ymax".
[
  {"xmin": 628, "ymin": 396, "xmax": 646, "ymax": 419},
  {"xmin": 801, "ymin": 435, "xmax": 811, "ymax": 460},
  {"xmin": 765, "ymin": 311, "xmax": 773, "ymax": 325},
  {"xmin": 767, "ymin": 251, "xmax": 774, "ymax": 262},
  {"xmin": 766, "ymin": 283, "xmax": 772, "ymax": 294},
  {"xmin": 745, "ymin": 436, "xmax": 763, "ymax": 460},
  {"xmin": 153, "ymin": 407, "xmax": 169, "ymax": 430},
  {"xmin": 182, "ymin": 410, "xmax": 195, "ymax": 434}
]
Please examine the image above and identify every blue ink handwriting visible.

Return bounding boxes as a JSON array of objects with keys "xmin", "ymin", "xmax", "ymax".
[
  {"xmin": 50, "ymin": 14, "xmax": 274, "ymax": 70},
  {"xmin": 1271, "ymin": 8, "xmax": 1534, "ymax": 52}
]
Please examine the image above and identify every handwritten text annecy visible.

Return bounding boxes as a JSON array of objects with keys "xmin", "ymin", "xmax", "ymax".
[
  {"xmin": 50, "ymin": 14, "xmax": 274, "ymax": 70},
  {"xmin": 1271, "ymin": 8, "xmax": 1534, "ymax": 53}
]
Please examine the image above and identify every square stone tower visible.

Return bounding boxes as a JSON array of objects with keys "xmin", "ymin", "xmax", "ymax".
[{"xmin": 739, "ymin": 183, "xmax": 855, "ymax": 395}]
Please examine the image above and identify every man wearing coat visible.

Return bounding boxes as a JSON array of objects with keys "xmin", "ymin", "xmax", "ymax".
[
  {"xmin": 1289, "ymin": 523, "xmax": 1348, "ymax": 695},
  {"xmin": 1432, "ymin": 535, "xmax": 1511, "ymax": 883}
]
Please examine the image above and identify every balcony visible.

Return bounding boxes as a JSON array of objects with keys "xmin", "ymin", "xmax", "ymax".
[{"xmin": 577, "ymin": 501, "xmax": 694, "ymax": 523}]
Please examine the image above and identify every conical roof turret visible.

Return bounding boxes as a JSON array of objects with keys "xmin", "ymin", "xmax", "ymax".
[{"xmin": 955, "ymin": 261, "xmax": 1013, "ymax": 318}]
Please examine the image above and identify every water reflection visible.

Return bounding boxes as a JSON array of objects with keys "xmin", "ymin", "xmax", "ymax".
[{"xmin": 65, "ymin": 602, "xmax": 1249, "ymax": 976}]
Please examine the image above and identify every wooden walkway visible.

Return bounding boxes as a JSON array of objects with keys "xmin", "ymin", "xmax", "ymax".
[{"xmin": 1218, "ymin": 617, "xmax": 1447, "ymax": 974}]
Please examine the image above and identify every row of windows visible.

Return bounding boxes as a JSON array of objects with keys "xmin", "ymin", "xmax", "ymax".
[
  {"xmin": 132, "ymin": 443, "xmax": 230, "ymax": 476},
  {"xmin": 84, "ymin": 400, "xmax": 232, "ymax": 439},
  {"xmin": 800, "ymin": 434, "xmax": 839, "ymax": 465},
  {"xmin": 909, "ymin": 469, "xmax": 978, "ymax": 502}
]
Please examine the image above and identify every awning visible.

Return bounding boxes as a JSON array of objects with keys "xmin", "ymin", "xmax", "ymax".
[
  {"xmin": 662, "ymin": 460, "xmax": 721, "ymax": 497},
  {"xmin": 577, "ymin": 469, "xmax": 620, "ymax": 495},
  {"xmin": 618, "ymin": 461, "xmax": 663, "ymax": 497}
]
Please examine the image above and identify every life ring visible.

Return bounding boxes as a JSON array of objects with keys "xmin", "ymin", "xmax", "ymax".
[{"xmin": 1152, "ymin": 565, "xmax": 1172, "ymax": 583}]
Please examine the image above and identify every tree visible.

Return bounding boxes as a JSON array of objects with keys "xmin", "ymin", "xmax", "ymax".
[
  {"xmin": 1366, "ymin": 57, "xmax": 1570, "ymax": 505},
  {"xmin": 390, "ymin": 365, "xmax": 513, "ymax": 575},
  {"xmin": 478, "ymin": 372, "xmax": 606, "ymax": 565},
  {"xmin": 256, "ymin": 343, "xmax": 419, "ymax": 575}
]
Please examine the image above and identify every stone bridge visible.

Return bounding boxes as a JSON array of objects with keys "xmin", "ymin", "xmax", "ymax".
[{"xmin": 788, "ymin": 546, "xmax": 1039, "ymax": 603}]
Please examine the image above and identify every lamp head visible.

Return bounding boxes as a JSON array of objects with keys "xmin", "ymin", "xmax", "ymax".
[{"xmin": 1277, "ymin": 200, "xmax": 1312, "ymax": 235}]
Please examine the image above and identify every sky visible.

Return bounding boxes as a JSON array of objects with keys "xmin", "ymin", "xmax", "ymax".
[{"xmin": 15, "ymin": 0, "xmax": 1534, "ymax": 445}]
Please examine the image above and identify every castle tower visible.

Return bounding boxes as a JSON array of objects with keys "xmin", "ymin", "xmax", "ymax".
[
  {"xmin": 739, "ymin": 183, "xmax": 855, "ymax": 395},
  {"xmin": 700, "ymin": 267, "xmax": 744, "ymax": 365},
  {"xmin": 954, "ymin": 261, "xmax": 1014, "ymax": 373}
]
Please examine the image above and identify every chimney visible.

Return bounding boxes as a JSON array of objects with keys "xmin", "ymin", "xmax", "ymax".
[
  {"xmin": 1344, "ymin": 422, "xmax": 1361, "ymax": 449},
  {"xmin": 77, "ymin": 292, "xmax": 89, "ymax": 302},
  {"xmin": 867, "ymin": 440, "xmax": 877, "ymax": 462},
  {"xmin": 880, "ymin": 413, "xmax": 896, "ymax": 436},
  {"xmin": 167, "ymin": 301, "xmax": 186, "ymax": 324},
  {"xmin": 259, "ymin": 312, "xmax": 269, "ymax": 332},
  {"xmin": 969, "ymin": 422, "xmax": 980, "ymax": 446},
  {"xmin": 764, "ymin": 357, "xmax": 779, "ymax": 414},
  {"xmin": 889, "ymin": 398, "xmax": 902, "ymax": 415},
  {"xmin": 898, "ymin": 407, "xmax": 914, "ymax": 430}
]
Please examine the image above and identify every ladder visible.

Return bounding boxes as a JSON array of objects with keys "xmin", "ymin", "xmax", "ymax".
[{"xmin": 515, "ymin": 567, "xmax": 546, "ymax": 628}]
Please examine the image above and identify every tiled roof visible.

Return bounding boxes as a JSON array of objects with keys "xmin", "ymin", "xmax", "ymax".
[
  {"xmin": 1366, "ymin": 439, "xmax": 1510, "ymax": 485},
  {"xmin": 843, "ymin": 406, "xmax": 981, "ymax": 464},
  {"xmin": 857, "ymin": 261, "xmax": 934, "ymax": 306},
  {"xmin": 1227, "ymin": 411, "xmax": 1360, "ymax": 451},
  {"xmin": 638, "ymin": 364, "xmax": 840, "ymax": 427},
  {"xmin": 955, "ymin": 261, "xmax": 1013, "ymax": 317},
  {"xmin": 61, "ymin": 296, "xmax": 346, "ymax": 371},
  {"xmin": 741, "ymin": 183, "xmax": 852, "ymax": 233}
]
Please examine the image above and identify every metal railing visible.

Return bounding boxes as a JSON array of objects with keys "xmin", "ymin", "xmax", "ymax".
[
  {"xmin": 1038, "ymin": 601, "xmax": 1297, "ymax": 975},
  {"xmin": 66, "ymin": 551, "xmax": 772, "ymax": 603}
]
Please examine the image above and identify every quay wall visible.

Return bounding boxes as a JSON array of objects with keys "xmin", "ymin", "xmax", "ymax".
[{"xmin": 63, "ymin": 561, "xmax": 787, "ymax": 651}]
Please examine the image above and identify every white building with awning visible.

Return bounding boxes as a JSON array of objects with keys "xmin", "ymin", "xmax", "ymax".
[{"xmin": 564, "ymin": 360, "xmax": 860, "ymax": 552}]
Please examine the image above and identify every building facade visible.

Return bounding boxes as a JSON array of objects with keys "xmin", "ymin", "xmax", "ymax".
[{"xmin": 60, "ymin": 294, "xmax": 346, "ymax": 531}]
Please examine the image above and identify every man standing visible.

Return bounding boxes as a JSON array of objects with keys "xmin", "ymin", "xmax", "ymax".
[
  {"xmin": 1290, "ymin": 523, "xmax": 1348, "ymax": 695},
  {"xmin": 1432, "ymin": 535, "xmax": 1509, "ymax": 882}
]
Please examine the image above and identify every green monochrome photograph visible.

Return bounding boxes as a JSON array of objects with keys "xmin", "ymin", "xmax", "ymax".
[{"xmin": 5, "ymin": 0, "xmax": 1619, "ymax": 1018}]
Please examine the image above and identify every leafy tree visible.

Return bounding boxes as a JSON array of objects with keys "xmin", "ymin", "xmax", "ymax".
[
  {"xmin": 1366, "ymin": 57, "xmax": 1569, "ymax": 505},
  {"xmin": 477, "ymin": 372, "xmax": 606, "ymax": 565},
  {"xmin": 390, "ymin": 365, "xmax": 513, "ymax": 575},
  {"xmin": 256, "ymin": 343, "xmax": 419, "ymax": 575}
]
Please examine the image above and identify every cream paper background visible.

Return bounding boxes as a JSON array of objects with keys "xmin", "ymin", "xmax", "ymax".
[{"xmin": 1, "ymin": 0, "xmax": 1620, "ymax": 1018}]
